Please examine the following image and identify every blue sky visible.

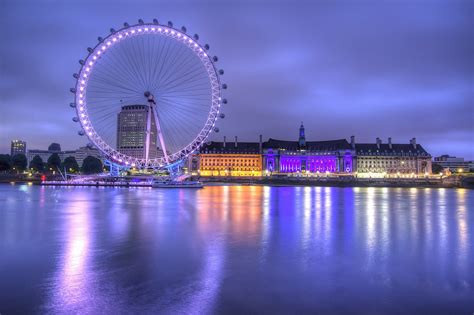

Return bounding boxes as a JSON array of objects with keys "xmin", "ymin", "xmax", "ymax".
[{"xmin": 0, "ymin": 0, "xmax": 473, "ymax": 158}]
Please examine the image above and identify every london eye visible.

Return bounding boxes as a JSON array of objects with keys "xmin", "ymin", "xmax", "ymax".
[{"xmin": 70, "ymin": 19, "xmax": 226, "ymax": 169}]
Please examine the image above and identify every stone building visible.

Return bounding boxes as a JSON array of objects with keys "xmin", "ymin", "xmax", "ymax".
[
  {"xmin": 197, "ymin": 136, "xmax": 262, "ymax": 176},
  {"xmin": 353, "ymin": 137, "xmax": 432, "ymax": 177},
  {"xmin": 262, "ymin": 123, "xmax": 354, "ymax": 174}
]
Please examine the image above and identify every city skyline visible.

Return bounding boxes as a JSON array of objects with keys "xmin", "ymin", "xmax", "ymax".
[{"xmin": 1, "ymin": 0, "xmax": 473, "ymax": 159}]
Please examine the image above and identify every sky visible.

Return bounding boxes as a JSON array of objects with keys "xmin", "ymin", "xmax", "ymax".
[{"xmin": 0, "ymin": 0, "xmax": 473, "ymax": 159}]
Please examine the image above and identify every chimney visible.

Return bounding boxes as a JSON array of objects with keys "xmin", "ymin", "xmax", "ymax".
[
  {"xmin": 259, "ymin": 134, "xmax": 263, "ymax": 153},
  {"xmin": 223, "ymin": 136, "xmax": 226, "ymax": 148},
  {"xmin": 376, "ymin": 137, "xmax": 381, "ymax": 149},
  {"xmin": 234, "ymin": 136, "xmax": 238, "ymax": 148},
  {"xmin": 350, "ymin": 135, "xmax": 355, "ymax": 149},
  {"xmin": 388, "ymin": 137, "xmax": 392, "ymax": 150},
  {"xmin": 411, "ymin": 137, "xmax": 416, "ymax": 149}
]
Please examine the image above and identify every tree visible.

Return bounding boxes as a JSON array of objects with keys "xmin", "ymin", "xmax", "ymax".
[
  {"xmin": 47, "ymin": 153, "xmax": 61, "ymax": 172},
  {"xmin": 432, "ymin": 163, "xmax": 444, "ymax": 174},
  {"xmin": 30, "ymin": 155, "xmax": 44, "ymax": 172},
  {"xmin": 0, "ymin": 154, "xmax": 11, "ymax": 172},
  {"xmin": 81, "ymin": 156, "xmax": 103, "ymax": 174},
  {"xmin": 62, "ymin": 156, "xmax": 79, "ymax": 173},
  {"xmin": 12, "ymin": 154, "xmax": 27, "ymax": 172}
]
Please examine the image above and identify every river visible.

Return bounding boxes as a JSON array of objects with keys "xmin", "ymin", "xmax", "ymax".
[{"xmin": 0, "ymin": 184, "xmax": 473, "ymax": 314}]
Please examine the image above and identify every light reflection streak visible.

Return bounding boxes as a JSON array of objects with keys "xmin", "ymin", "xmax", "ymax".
[
  {"xmin": 49, "ymin": 194, "xmax": 93, "ymax": 312},
  {"xmin": 322, "ymin": 187, "xmax": 332, "ymax": 257},
  {"xmin": 365, "ymin": 187, "xmax": 376, "ymax": 268},
  {"xmin": 260, "ymin": 186, "xmax": 271, "ymax": 264},
  {"xmin": 456, "ymin": 189, "xmax": 468, "ymax": 276}
]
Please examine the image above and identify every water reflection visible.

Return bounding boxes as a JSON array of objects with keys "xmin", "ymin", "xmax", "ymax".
[{"xmin": 0, "ymin": 185, "xmax": 472, "ymax": 314}]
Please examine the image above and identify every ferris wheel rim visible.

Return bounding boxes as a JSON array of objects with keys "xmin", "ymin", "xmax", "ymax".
[{"xmin": 72, "ymin": 21, "xmax": 223, "ymax": 168}]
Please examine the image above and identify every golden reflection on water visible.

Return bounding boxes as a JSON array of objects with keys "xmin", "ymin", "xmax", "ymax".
[{"xmin": 456, "ymin": 189, "xmax": 468, "ymax": 275}]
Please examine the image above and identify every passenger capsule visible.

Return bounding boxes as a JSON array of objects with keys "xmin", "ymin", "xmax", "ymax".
[
  {"xmin": 167, "ymin": 21, "xmax": 173, "ymax": 27},
  {"xmin": 213, "ymin": 56, "xmax": 218, "ymax": 62},
  {"xmin": 70, "ymin": 88, "xmax": 77, "ymax": 93},
  {"xmin": 214, "ymin": 127, "xmax": 219, "ymax": 133},
  {"xmin": 181, "ymin": 26, "xmax": 187, "ymax": 33},
  {"xmin": 204, "ymin": 44, "xmax": 210, "ymax": 50},
  {"xmin": 138, "ymin": 19, "xmax": 144, "ymax": 24},
  {"xmin": 69, "ymin": 102, "xmax": 76, "ymax": 108},
  {"xmin": 218, "ymin": 69, "xmax": 224, "ymax": 75},
  {"xmin": 222, "ymin": 83, "xmax": 227, "ymax": 89},
  {"xmin": 110, "ymin": 28, "xmax": 116, "ymax": 33},
  {"xmin": 72, "ymin": 117, "xmax": 79, "ymax": 122},
  {"xmin": 78, "ymin": 130, "xmax": 85, "ymax": 136},
  {"xmin": 222, "ymin": 98, "xmax": 228, "ymax": 104},
  {"xmin": 98, "ymin": 36, "xmax": 103, "ymax": 42},
  {"xmin": 73, "ymin": 73, "xmax": 79, "ymax": 79},
  {"xmin": 79, "ymin": 60, "xmax": 85, "ymax": 65},
  {"xmin": 87, "ymin": 47, "xmax": 93, "ymax": 53},
  {"xmin": 153, "ymin": 19, "xmax": 159, "ymax": 24},
  {"xmin": 124, "ymin": 22, "xmax": 129, "ymax": 27},
  {"xmin": 219, "ymin": 113, "xmax": 225, "ymax": 119},
  {"xmin": 193, "ymin": 34, "xmax": 199, "ymax": 40}
]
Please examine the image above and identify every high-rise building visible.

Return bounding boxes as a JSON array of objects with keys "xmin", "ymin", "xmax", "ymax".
[
  {"xmin": 116, "ymin": 105, "xmax": 158, "ymax": 159},
  {"xmin": 11, "ymin": 140, "xmax": 26, "ymax": 156}
]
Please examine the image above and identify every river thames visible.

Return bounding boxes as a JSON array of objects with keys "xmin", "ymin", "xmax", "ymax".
[{"xmin": 0, "ymin": 184, "xmax": 473, "ymax": 314}]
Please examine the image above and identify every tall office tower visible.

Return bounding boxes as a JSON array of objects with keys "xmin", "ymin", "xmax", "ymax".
[{"xmin": 116, "ymin": 105, "xmax": 158, "ymax": 159}]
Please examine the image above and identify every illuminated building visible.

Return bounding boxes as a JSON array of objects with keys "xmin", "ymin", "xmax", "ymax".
[
  {"xmin": 116, "ymin": 105, "xmax": 159, "ymax": 159},
  {"xmin": 11, "ymin": 140, "xmax": 26, "ymax": 156},
  {"xmin": 353, "ymin": 137, "xmax": 432, "ymax": 176},
  {"xmin": 263, "ymin": 123, "xmax": 354, "ymax": 174},
  {"xmin": 198, "ymin": 136, "xmax": 263, "ymax": 176},
  {"xmin": 433, "ymin": 155, "xmax": 470, "ymax": 173}
]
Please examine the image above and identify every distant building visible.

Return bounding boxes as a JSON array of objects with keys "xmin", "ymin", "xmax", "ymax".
[
  {"xmin": 27, "ymin": 146, "xmax": 76, "ymax": 166},
  {"xmin": 75, "ymin": 146, "xmax": 103, "ymax": 167},
  {"xmin": 48, "ymin": 143, "xmax": 61, "ymax": 152},
  {"xmin": 353, "ymin": 137, "xmax": 432, "ymax": 176},
  {"xmin": 198, "ymin": 136, "xmax": 263, "ymax": 176},
  {"xmin": 11, "ymin": 140, "xmax": 26, "ymax": 156},
  {"xmin": 117, "ymin": 105, "xmax": 159, "ymax": 159},
  {"xmin": 26, "ymin": 142, "xmax": 104, "ymax": 168},
  {"xmin": 433, "ymin": 155, "xmax": 470, "ymax": 173}
]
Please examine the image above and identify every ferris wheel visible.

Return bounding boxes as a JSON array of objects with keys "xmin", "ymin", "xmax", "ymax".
[{"xmin": 70, "ymin": 19, "xmax": 227, "ymax": 169}]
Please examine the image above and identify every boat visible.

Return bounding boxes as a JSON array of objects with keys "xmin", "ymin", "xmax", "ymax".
[{"xmin": 152, "ymin": 179, "xmax": 203, "ymax": 188}]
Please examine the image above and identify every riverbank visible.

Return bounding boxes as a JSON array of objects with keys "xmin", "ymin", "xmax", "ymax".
[
  {"xmin": 2, "ymin": 174, "xmax": 473, "ymax": 189},
  {"xmin": 200, "ymin": 175, "xmax": 474, "ymax": 189}
]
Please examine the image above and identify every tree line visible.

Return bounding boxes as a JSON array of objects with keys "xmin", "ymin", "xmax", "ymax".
[{"xmin": 0, "ymin": 153, "xmax": 104, "ymax": 174}]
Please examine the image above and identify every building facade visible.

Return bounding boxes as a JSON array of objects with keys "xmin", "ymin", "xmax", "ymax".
[
  {"xmin": 198, "ymin": 137, "xmax": 263, "ymax": 176},
  {"xmin": 27, "ymin": 143, "xmax": 103, "ymax": 168},
  {"xmin": 262, "ymin": 123, "xmax": 354, "ymax": 174},
  {"xmin": 11, "ymin": 140, "xmax": 26, "ymax": 156},
  {"xmin": 191, "ymin": 124, "xmax": 434, "ymax": 178},
  {"xmin": 75, "ymin": 146, "xmax": 103, "ymax": 167},
  {"xmin": 27, "ymin": 143, "xmax": 76, "ymax": 166},
  {"xmin": 433, "ymin": 155, "xmax": 470, "ymax": 173},
  {"xmin": 353, "ymin": 137, "xmax": 432, "ymax": 177},
  {"xmin": 117, "ymin": 105, "xmax": 159, "ymax": 159}
]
